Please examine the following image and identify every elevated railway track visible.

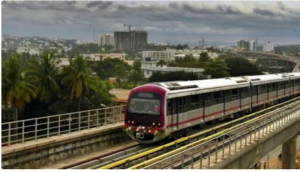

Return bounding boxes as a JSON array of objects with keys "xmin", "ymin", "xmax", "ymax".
[{"xmin": 93, "ymin": 97, "xmax": 300, "ymax": 169}]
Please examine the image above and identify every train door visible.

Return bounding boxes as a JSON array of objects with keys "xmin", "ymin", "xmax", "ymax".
[
  {"xmin": 178, "ymin": 97, "xmax": 188, "ymax": 130},
  {"xmin": 170, "ymin": 98, "xmax": 178, "ymax": 130}
]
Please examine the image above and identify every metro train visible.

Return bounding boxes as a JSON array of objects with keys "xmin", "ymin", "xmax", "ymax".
[{"xmin": 124, "ymin": 73, "xmax": 300, "ymax": 144}]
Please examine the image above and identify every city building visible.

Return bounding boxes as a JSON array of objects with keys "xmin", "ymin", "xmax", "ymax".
[
  {"xmin": 237, "ymin": 40, "xmax": 256, "ymax": 51},
  {"xmin": 140, "ymin": 60, "xmax": 205, "ymax": 78},
  {"xmin": 142, "ymin": 49, "xmax": 209, "ymax": 62},
  {"xmin": 141, "ymin": 65, "xmax": 205, "ymax": 79},
  {"xmin": 114, "ymin": 31, "xmax": 147, "ymax": 51},
  {"xmin": 99, "ymin": 34, "xmax": 114, "ymax": 46},
  {"xmin": 142, "ymin": 51, "xmax": 175, "ymax": 61},
  {"xmin": 263, "ymin": 42, "xmax": 274, "ymax": 52},
  {"xmin": 249, "ymin": 40, "xmax": 256, "ymax": 51}
]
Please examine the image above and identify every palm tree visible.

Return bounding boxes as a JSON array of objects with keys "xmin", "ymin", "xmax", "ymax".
[
  {"xmin": 28, "ymin": 53, "xmax": 61, "ymax": 103},
  {"xmin": 2, "ymin": 54, "xmax": 36, "ymax": 110},
  {"xmin": 61, "ymin": 55, "xmax": 98, "ymax": 111}
]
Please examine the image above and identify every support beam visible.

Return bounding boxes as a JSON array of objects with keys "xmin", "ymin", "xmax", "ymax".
[{"xmin": 282, "ymin": 136, "xmax": 297, "ymax": 169}]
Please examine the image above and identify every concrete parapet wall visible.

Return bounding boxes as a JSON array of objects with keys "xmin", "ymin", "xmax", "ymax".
[
  {"xmin": 2, "ymin": 123, "xmax": 129, "ymax": 169},
  {"xmin": 210, "ymin": 116, "xmax": 300, "ymax": 169}
]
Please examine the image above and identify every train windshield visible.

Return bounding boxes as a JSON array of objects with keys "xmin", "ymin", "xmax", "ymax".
[{"xmin": 128, "ymin": 92, "xmax": 161, "ymax": 115}]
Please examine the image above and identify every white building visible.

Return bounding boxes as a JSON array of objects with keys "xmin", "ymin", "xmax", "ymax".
[
  {"xmin": 140, "ymin": 61, "xmax": 205, "ymax": 78},
  {"xmin": 263, "ymin": 42, "xmax": 274, "ymax": 52},
  {"xmin": 99, "ymin": 34, "xmax": 114, "ymax": 46},
  {"xmin": 142, "ymin": 49, "xmax": 209, "ymax": 62},
  {"xmin": 142, "ymin": 51, "xmax": 175, "ymax": 61},
  {"xmin": 249, "ymin": 40, "xmax": 255, "ymax": 51}
]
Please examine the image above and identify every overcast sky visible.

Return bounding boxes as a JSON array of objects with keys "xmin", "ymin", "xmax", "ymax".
[{"xmin": 2, "ymin": 1, "xmax": 300, "ymax": 45}]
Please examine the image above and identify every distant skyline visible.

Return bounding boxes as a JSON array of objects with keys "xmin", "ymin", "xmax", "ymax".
[{"xmin": 2, "ymin": 1, "xmax": 300, "ymax": 45}]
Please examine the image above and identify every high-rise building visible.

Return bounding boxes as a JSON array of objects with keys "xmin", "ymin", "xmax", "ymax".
[
  {"xmin": 98, "ymin": 34, "xmax": 114, "ymax": 46},
  {"xmin": 114, "ymin": 31, "xmax": 148, "ymax": 51},
  {"xmin": 263, "ymin": 42, "xmax": 274, "ymax": 52},
  {"xmin": 237, "ymin": 40, "xmax": 247, "ymax": 50},
  {"xmin": 237, "ymin": 40, "xmax": 256, "ymax": 51},
  {"xmin": 249, "ymin": 40, "xmax": 256, "ymax": 51}
]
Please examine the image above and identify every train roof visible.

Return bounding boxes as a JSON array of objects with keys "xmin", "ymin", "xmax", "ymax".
[
  {"xmin": 243, "ymin": 74, "xmax": 289, "ymax": 85},
  {"xmin": 287, "ymin": 72, "xmax": 300, "ymax": 79},
  {"xmin": 153, "ymin": 76, "xmax": 249, "ymax": 92}
]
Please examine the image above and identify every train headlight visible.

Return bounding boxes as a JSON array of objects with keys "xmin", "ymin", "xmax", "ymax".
[
  {"xmin": 131, "ymin": 121, "xmax": 135, "ymax": 124},
  {"xmin": 152, "ymin": 122, "xmax": 155, "ymax": 126},
  {"xmin": 127, "ymin": 120, "xmax": 130, "ymax": 124},
  {"xmin": 158, "ymin": 123, "xmax": 161, "ymax": 126}
]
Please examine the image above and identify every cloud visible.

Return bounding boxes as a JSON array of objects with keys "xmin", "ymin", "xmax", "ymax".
[
  {"xmin": 253, "ymin": 8, "xmax": 276, "ymax": 17},
  {"xmin": 2, "ymin": 1, "xmax": 300, "ymax": 44},
  {"xmin": 86, "ymin": 1, "xmax": 113, "ymax": 9}
]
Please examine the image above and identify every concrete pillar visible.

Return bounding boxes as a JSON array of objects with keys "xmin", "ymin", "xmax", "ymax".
[{"xmin": 282, "ymin": 136, "xmax": 297, "ymax": 169}]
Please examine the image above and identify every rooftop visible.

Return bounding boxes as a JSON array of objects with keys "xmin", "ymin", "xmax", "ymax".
[{"xmin": 141, "ymin": 66, "xmax": 204, "ymax": 72}]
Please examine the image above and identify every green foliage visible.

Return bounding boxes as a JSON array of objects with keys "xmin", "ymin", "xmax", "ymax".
[
  {"xmin": 148, "ymin": 71, "xmax": 201, "ymax": 82},
  {"xmin": 67, "ymin": 43, "xmax": 101, "ymax": 56},
  {"xmin": 156, "ymin": 60, "xmax": 167, "ymax": 67},
  {"xmin": 168, "ymin": 44, "xmax": 189, "ymax": 50},
  {"xmin": 204, "ymin": 59, "xmax": 230, "ymax": 78},
  {"xmin": 61, "ymin": 55, "xmax": 99, "ymax": 111},
  {"xmin": 28, "ymin": 53, "xmax": 61, "ymax": 103},
  {"xmin": 114, "ymin": 64, "xmax": 128, "ymax": 87},
  {"xmin": 224, "ymin": 57, "xmax": 262, "ymax": 76},
  {"xmin": 199, "ymin": 52, "xmax": 210, "ymax": 62},
  {"xmin": 169, "ymin": 54, "xmax": 205, "ymax": 68},
  {"xmin": 206, "ymin": 46, "xmax": 214, "ymax": 52},
  {"xmin": 2, "ymin": 54, "xmax": 36, "ymax": 109},
  {"xmin": 95, "ymin": 58, "xmax": 132, "ymax": 80},
  {"xmin": 2, "ymin": 50, "xmax": 17, "ymax": 60}
]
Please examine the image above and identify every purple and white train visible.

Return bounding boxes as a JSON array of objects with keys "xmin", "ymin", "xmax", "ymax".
[{"xmin": 124, "ymin": 73, "xmax": 300, "ymax": 144}]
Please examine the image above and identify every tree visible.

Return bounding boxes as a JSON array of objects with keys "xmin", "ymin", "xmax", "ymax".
[
  {"xmin": 95, "ymin": 58, "xmax": 132, "ymax": 80},
  {"xmin": 169, "ymin": 55, "xmax": 205, "ymax": 68},
  {"xmin": 199, "ymin": 52, "xmax": 210, "ymax": 62},
  {"xmin": 224, "ymin": 57, "xmax": 262, "ymax": 76},
  {"xmin": 207, "ymin": 46, "xmax": 214, "ymax": 52},
  {"xmin": 204, "ymin": 59, "xmax": 230, "ymax": 78},
  {"xmin": 61, "ymin": 55, "xmax": 98, "ymax": 111},
  {"xmin": 156, "ymin": 60, "xmax": 167, "ymax": 67},
  {"xmin": 28, "ymin": 53, "xmax": 61, "ymax": 103},
  {"xmin": 114, "ymin": 64, "xmax": 128, "ymax": 88},
  {"xmin": 2, "ymin": 54, "xmax": 36, "ymax": 109}
]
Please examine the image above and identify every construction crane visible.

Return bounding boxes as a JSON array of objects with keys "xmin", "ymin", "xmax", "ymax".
[{"xmin": 123, "ymin": 24, "xmax": 153, "ymax": 31}]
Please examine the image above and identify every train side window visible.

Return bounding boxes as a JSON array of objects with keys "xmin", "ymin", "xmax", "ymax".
[
  {"xmin": 178, "ymin": 97, "xmax": 187, "ymax": 113},
  {"xmin": 204, "ymin": 93, "xmax": 211, "ymax": 106},
  {"xmin": 293, "ymin": 80, "xmax": 297, "ymax": 86},
  {"xmin": 258, "ymin": 85, "xmax": 261, "ymax": 94},
  {"xmin": 261, "ymin": 84, "xmax": 267, "ymax": 94},
  {"xmin": 241, "ymin": 87, "xmax": 249, "ymax": 98},
  {"xmin": 232, "ymin": 89, "xmax": 238, "ymax": 100},
  {"xmin": 285, "ymin": 81, "xmax": 289, "ymax": 88},
  {"xmin": 225, "ymin": 90, "xmax": 231, "ymax": 102},
  {"xmin": 191, "ymin": 94, "xmax": 202, "ymax": 109},
  {"xmin": 167, "ymin": 99, "xmax": 173, "ymax": 116},
  {"xmin": 213, "ymin": 91, "xmax": 222, "ymax": 104},
  {"xmin": 252, "ymin": 85, "xmax": 257, "ymax": 96},
  {"xmin": 270, "ymin": 83, "xmax": 276, "ymax": 92},
  {"xmin": 278, "ymin": 82, "xmax": 284, "ymax": 89}
]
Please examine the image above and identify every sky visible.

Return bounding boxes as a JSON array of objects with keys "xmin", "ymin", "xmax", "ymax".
[{"xmin": 2, "ymin": 1, "xmax": 300, "ymax": 45}]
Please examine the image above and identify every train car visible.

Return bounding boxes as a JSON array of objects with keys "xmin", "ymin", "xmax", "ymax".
[{"xmin": 124, "ymin": 73, "xmax": 300, "ymax": 144}]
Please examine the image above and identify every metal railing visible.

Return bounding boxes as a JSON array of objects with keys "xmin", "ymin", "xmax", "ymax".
[
  {"xmin": 143, "ymin": 103, "xmax": 300, "ymax": 169},
  {"xmin": 2, "ymin": 105, "xmax": 126, "ymax": 146}
]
